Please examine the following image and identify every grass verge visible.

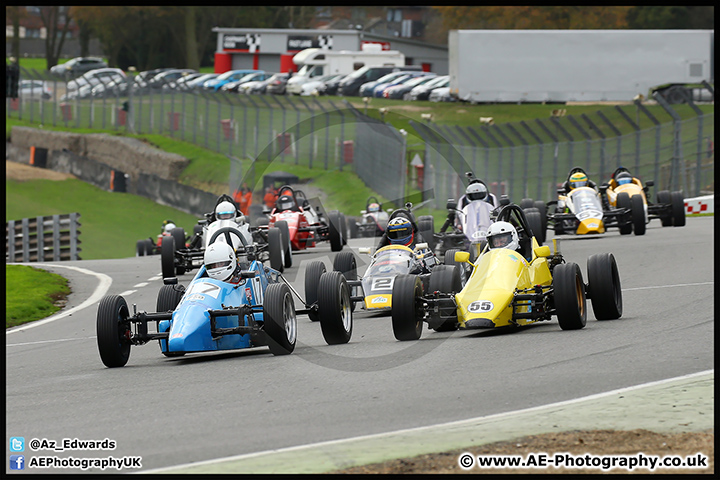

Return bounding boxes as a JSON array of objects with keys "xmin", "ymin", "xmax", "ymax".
[{"xmin": 6, "ymin": 265, "xmax": 70, "ymax": 328}]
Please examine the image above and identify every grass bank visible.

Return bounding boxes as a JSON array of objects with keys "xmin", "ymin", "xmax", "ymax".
[{"xmin": 6, "ymin": 264, "xmax": 70, "ymax": 328}]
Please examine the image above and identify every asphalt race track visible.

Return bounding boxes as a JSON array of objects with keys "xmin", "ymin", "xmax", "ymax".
[{"xmin": 6, "ymin": 216, "xmax": 714, "ymax": 473}]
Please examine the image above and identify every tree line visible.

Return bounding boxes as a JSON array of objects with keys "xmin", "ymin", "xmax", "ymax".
[{"xmin": 6, "ymin": 6, "xmax": 714, "ymax": 73}]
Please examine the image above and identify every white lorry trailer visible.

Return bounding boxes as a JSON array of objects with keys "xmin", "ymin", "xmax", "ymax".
[
  {"xmin": 286, "ymin": 43, "xmax": 405, "ymax": 95},
  {"xmin": 448, "ymin": 29, "xmax": 714, "ymax": 104}
]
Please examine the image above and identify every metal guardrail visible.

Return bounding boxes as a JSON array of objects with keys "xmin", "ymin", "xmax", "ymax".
[{"xmin": 6, "ymin": 213, "xmax": 82, "ymax": 262}]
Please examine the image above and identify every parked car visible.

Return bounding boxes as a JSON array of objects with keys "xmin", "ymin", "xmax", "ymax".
[
  {"xmin": 184, "ymin": 73, "xmax": 219, "ymax": 90},
  {"xmin": 66, "ymin": 68, "xmax": 126, "ymax": 91},
  {"xmin": 316, "ymin": 73, "xmax": 348, "ymax": 96},
  {"xmin": 407, "ymin": 75, "xmax": 449, "ymax": 101},
  {"xmin": 147, "ymin": 69, "xmax": 197, "ymax": 89},
  {"xmin": 222, "ymin": 72, "xmax": 273, "ymax": 92},
  {"xmin": 18, "ymin": 79, "xmax": 52, "ymax": 100},
  {"xmin": 265, "ymin": 73, "xmax": 291, "ymax": 95},
  {"xmin": 383, "ymin": 74, "xmax": 438, "ymax": 100},
  {"xmin": 373, "ymin": 72, "xmax": 432, "ymax": 98},
  {"xmin": 338, "ymin": 65, "xmax": 423, "ymax": 97},
  {"xmin": 299, "ymin": 73, "xmax": 344, "ymax": 96},
  {"xmin": 50, "ymin": 57, "xmax": 107, "ymax": 78},
  {"xmin": 428, "ymin": 86, "xmax": 455, "ymax": 102},
  {"xmin": 203, "ymin": 70, "xmax": 261, "ymax": 91},
  {"xmin": 163, "ymin": 72, "xmax": 206, "ymax": 90},
  {"xmin": 358, "ymin": 71, "xmax": 414, "ymax": 97},
  {"xmin": 247, "ymin": 73, "xmax": 281, "ymax": 95}
]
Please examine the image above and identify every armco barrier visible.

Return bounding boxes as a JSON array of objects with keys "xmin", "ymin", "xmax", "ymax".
[
  {"xmin": 6, "ymin": 213, "xmax": 81, "ymax": 262},
  {"xmin": 685, "ymin": 195, "xmax": 714, "ymax": 214}
]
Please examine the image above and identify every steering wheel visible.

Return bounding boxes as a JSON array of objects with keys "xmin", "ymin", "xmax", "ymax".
[{"xmin": 208, "ymin": 226, "xmax": 248, "ymax": 249}]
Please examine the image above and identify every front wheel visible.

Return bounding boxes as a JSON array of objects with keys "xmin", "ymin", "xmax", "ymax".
[
  {"xmin": 616, "ymin": 192, "xmax": 632, "ymax": 235},
  {"xmin": 136, "ymin": 240, "xmax": 146, "ymax": 257},
  {"xmin": 657, "ymin": 190, "xmax": 673, "ymax": 226},
  {"xmin": 391, "ymin": 274, "xmax": 425, "ymax": 341},
  {"xmin": 317, "ymin": 271, "xmax": 353, "ymax": 345},
  {"xmin": 304, "ymin": 261, "xmax": 327, "ymax": 322},
  {"xmin": 631, "ymin": 194, "xmax": 646, "ymax": 235},
  {"xmin": 417, "ymin": 215, "xmax": 436, "ymax": 252},
  {"xmin": 328, "ymin": 211, "xmax": 343, "ymax": 251},
  {"xmin": 264, "ymin": 283, "xmax": 297, "ymax": 355},
  {"xmin": 427, "ymin": 265, "xmax": 461, "ymax": 332},
  {"xmin": 267, "ymin": 227, "xmax": 284, "ymax": 272},
  {"xmin": 96, "ymin": 295, "xmax": 132, "ymax": 368},
  {"xmin": 156, "ymin": 284, "xmax": 185, "ymax": 312},
  {"xmin": 275, "ymin": 220, "xmax": 293, "ymax": 268},
  {"xmin": 587, "ymin": 253, "xmax": 623, "ymax": 320},
  {"xmin": 553, "ymin": 263, "xmax": 587, "ymax": 330}
]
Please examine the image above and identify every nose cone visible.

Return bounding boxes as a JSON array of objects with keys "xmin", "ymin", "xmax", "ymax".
[{"xmin": 167, "ymin": 303, "xmax": 215, "ymax": 353}]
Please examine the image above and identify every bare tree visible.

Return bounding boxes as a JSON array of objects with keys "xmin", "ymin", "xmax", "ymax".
[
  {"xmin": 6, "ymin": 7, "xmax": 27, "ymax": 62},
  {"xmin": 38, "ymin": 6, "xmax": 73, "ymax": 70}
]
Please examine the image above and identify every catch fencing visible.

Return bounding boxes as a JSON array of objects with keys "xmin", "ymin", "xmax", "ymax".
[
  {"xmin": 6, "ymin": 213, "xmax": 82, "ymax": 262},
  {"xmin": 7, "ymin": 67, "xmax": 714, "ymax": 209}
]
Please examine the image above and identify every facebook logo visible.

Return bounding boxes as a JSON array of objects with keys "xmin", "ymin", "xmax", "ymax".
[
  {"xmin": 10, "ymin": 437, "xmax": 25, "ymax": 452},
  {"xmin": 10, "ymin": 455, "xmax": 25, "ymax": 470}
]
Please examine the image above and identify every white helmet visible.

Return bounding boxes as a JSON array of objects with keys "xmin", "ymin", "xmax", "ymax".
[
  {"xmin": 466, "ymin": 182, "xmax": 488, "ymax": 201},
  {"xmin": 215, "ymin": 201, "xmax": 236, "ymax": 221},
  {"xmin": 203, "ymin": 242, "xmax": 236, "ymax": 281},
  {"xmin": 164, "ymin": 223, "xmax": 176, "ymax": 233},
  {"xmin": 486, "ymin": 221, "xmax": 519, "ymax": 251}
]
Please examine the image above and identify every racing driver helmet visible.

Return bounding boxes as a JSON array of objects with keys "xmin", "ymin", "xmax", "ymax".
[
  {"xmin": 276, "ymin": 195, "xmax": 295, "ymax": 212},
  {"xmin": 163, "ymin": 222, "xmax": 176, "ymax": 234},
  {"xmin": 215, "ymin": 201, "xmax": 236, "ymax": 221},
  {"xmin": 568, "ymin": 172, "xmax": 589, "ymax": 190},
  {"xmin": 465, "ymin": 182, "xmax": 488, "ymax": 201},
  {"xmin": 486, "ymin": 221, "xmax": 519, "ymax": 251},
  {"xmin": 386, "ymin": 217, "xmax": 414, "ymax": 246},
  {"xmin": 204, "ymin": 242, "xmax": 237, "ymax": 282},
  {"xmin": 367, "ymin": 202, "xmax": 380, "ymax": 213},
  {"xmin": 615, "ymin": 171, "xmax": 633, "ymax": 186}
]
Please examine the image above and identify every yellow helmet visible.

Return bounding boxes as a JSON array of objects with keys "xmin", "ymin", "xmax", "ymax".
[{"xmin": 569, "ymin": 172, "xmax": 588, "ymax": 190}]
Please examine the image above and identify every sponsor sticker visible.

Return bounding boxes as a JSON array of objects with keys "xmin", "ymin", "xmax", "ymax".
[{"xmin": 371, "ymin": 296, "xmax": 388, "ymax": 304}]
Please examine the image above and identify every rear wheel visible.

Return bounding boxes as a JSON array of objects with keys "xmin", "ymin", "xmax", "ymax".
[
  {"xmin": 616, "ymin": 192, "xmax": 632, "ymax": 235},
  {"xmin": 520, "ymin": 198, "xmax": 534, "ymax": 209},
  {"xmin": 534, "ymin": 200, "xmax": 548, "ymax": 242},
  {"xmin": 161, "ymin": 235, "xmax": 176, "ymax": 278},
  {"xmin": 525, "ymin": 209, "xmax": 544, "ymax": 246},
  {"xmin": 144, "ymin": 239, "xmax": 155, "ymax": 255},
  {"xmin": 553, "ymin": 262, "xmax": 587, "ymax": 330},
  {"xmin": 317, "ymin": 271, "xmax": 353, "ymax": 345},
  {"xmin": 428, "ymin": 265, "xmax": 461, "ymax": 332},
  {"xmin": 264, "ymin": 283, "xmax": 297, "ymax": 355},
  {"xmin": 171, "ymin": 227, "xmax": 186, "ymax": 250},
  {"xmin": 657, "ymin": 190, "xmax": 673, "ymax": 226},
  {"xmin": 391, "ymin": 275, "xmax": 425, "ymax": 341},
  {"xmin": 670, "ymin": 191, "xmax": 686, "ymax": 227},
  {"xmin": 417, "ymin": 215, "xmax": 436, "ymax": 252},
  {"xmin": 340, "ymin": 213, "xmax": 348, "ymax": 245},
  {"xmin": 328, "ymin": 211, "xmax": 343, "ymax": 251},
  {"xmin": 96, "ymin": 295, "xmax": 132, "ymax": 368},
  {"xmin": 136, "ymin": 240, "xmax": 146, "ymax": 257},
  {"xmin": 587, "ymin": 253, "xmax": 623, "ymax": 320},
  {"xmin": 348, "ymin": 217, "xmax": 359, "ymax": 239},
  {"xmin": 304, "ymin": 261, "xmax": 327, "ymax": 322},
  {"xmin": 267, "ymin": 227, "xmax": 284, "ymax": 272},
  {"xmin": 631, "ymin": 194, "xmax": 646, "ymax": 235}
]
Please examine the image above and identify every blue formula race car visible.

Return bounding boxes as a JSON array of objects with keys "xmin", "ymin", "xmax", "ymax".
[{"xmin": 97, "ymin": 227, "xmax": 353, "ymax": 367}]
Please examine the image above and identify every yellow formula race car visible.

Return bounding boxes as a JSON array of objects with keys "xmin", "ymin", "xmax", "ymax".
[
  {"xmin": 390, "ymin": 204, "xmax": 623, "ymax": 340},
  {"xmin": 603, "ymin": 167, "xmax": 686, "ymax": 231}
]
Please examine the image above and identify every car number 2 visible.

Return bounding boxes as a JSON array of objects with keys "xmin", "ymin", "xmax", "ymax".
[
  {"xmin": 371, "ymin": 277, "xmax": 394, "ymax": 291},
  {"xmin": 468, "ymin": 300, "xmax": 494, "ymax": 313}
]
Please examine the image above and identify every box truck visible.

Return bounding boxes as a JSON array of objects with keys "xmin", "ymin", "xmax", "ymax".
[
  {"xmin": 448, "ymin": 29, "xmax": 714, "ymax": 104},
  {"xmin": 286, "ymin": 43, "xmax": 405, "ymax": 95}
]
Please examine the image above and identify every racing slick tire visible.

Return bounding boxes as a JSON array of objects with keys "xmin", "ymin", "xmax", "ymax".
[
  {"xmin": 428, "ymin": 265, "xmax": 461, "ymax": 332},
  {"xmin": 328, "ymin": 211, "xmax": 344, "ymax": 252},
  {"xmin": 553, "ymin": 262, "xmax": 587, "ymax": 331},
  {"xmin": 520, "ymin": 198, "xmax": 535, "ymax": 209},
  {"xmin": 587, "ymin": 253, "xmax": 623, "ymax": 320},
  {"xmin": 144, "ymin": 239, "xmax": 156, "ymax": 255},
  {"xmin": 657, "ymin": 190, "xmax": 673, "ymax": 226},
  {"xmin": 616, "ymin": 192, "xmax": 633, "ymax": 235},
  {"xmin": 340, "ymin": 213, "xmax": 348, "ymax": 246},
  {"xmin": 305, "ymin": 261, "xmax": 327, "ymax": 322},
  {"xmin": 161, "ymin": 235, "xmax": 176, "ymax": 279},
  {"xmin": 136, "ymin": 240, "xmax": 147, "ymax": 256},
  {"xmin": 417, "ymin": 215, "xmax": 436, "ymax": 252},
  {"xmin": 274, "ymin": 220, "xmax": 293, "ymax": 268},
  {"xmin": 193, "ymin": 224, "xmax": 203, "ymax": 237},
  {"xmin": 525, "ymin": 209, "xmax": 544, "ymax": 246},
  {"xmin": 267, "ymin": 227, "xmax": 285, "ymax": 273},
  {"xmin": 630, "ymin": 194, "xmax": 646, "ymax": 235},
  {"xmin": 333, "ymin": 251, "xmax": 357, "ymax": 312},
  {"xmin": 264, "ymin": 283, "xmax": 297, "ymax": 355},
  {"xmin": 156, "ymin": 284, "xmax": 186, "ymax": 312},
  {"xmin": 317, "ymin": 271, "xmax": 353, "ymax": 345},
  {"xmin": 534, "ymin": 200, "xmax": 548, "ymax": 239},
  {"xmin": 96, "ymin": 295, "xmax": 132, "ymax": 368},
  {"xmin": 348, "ymin": 217, "xmax": 359, "ymax": 239},
  {"xmin": 255, "ymin": 216, "xmax": 269, "ymax": 227},
  {"xmin": 444, "ymin": 248, "xmax": 469, "ymax": 285},
  {"xmin": 391, "ymin": 274, "xmax": 425, "ymax": 341},
  {"xmin": 670, "ymin": 191, "xmax": 686, "ymax": 227},
  {"xmin": 171, "ymin": 227, "xmax": 186, "ymax": 250}
]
